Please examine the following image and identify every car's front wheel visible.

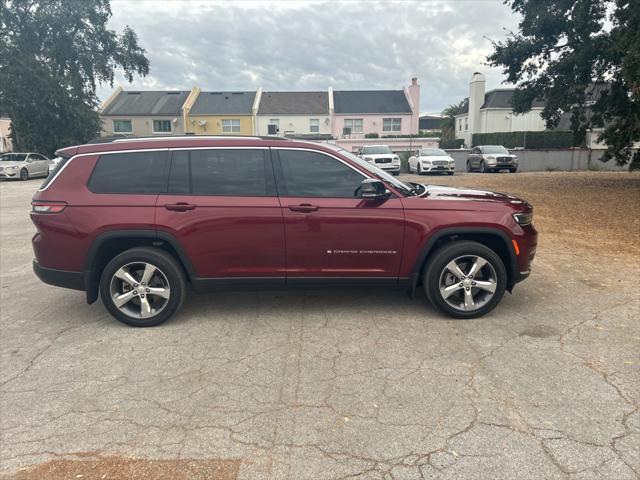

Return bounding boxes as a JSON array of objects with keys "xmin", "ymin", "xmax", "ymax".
[
  {"xmin": 466, "ymin": 161, "xmax": 472, "ymax": 172},
  {"xmin": 100, "ymin": 247, "xmax": 186, "ymax": 327},
  {"xmin": 480, "ymin": 161, "xmax": 488, "ymax": 173},
  {"xmin": 20, "ymin": 168, "xmax": 29, "ymax": 181},
  {"xmin": 423, "ymin": 241, "xmax": 507, "ymax": 319}
]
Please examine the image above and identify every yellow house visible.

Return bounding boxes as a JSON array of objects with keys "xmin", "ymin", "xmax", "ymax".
[{"xmin": 184, "ymin": 88, "xmax": 257, "ymax": 135}]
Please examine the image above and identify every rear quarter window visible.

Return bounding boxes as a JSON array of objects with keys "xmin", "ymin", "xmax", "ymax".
[{"xmin": 88, "ymin": 151, "xmax": 169, "ymax": 194}]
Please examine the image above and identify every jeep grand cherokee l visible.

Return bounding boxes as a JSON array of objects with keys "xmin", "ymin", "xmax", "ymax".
[{"xmin": 32, "ymin": 136, "xmax": 537, "ymax": 327}]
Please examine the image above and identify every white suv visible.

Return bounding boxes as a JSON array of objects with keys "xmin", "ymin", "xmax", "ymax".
[
  {"xmin": 357, "ymin": 145, "xmax": 401, "ymax": 176},
  {"xmin": 409, "ymin": 148, "xmax": 455, "ymax": 175}
]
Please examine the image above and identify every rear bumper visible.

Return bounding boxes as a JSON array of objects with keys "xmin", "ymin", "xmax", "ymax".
[{"xmin": 33, "ymin": 260, "xmax": 85, "ymax": 291}]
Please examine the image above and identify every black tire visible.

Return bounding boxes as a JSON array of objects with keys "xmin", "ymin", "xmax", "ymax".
[
  {"xmin": 423, "ymin": 241, "xmax": 507, "ymax": 319},
  {"xmin": 479, "ymin": 161, "xmax": 487, "ymax": 173},
  {"xmin": 20, "ymin": 168, "xmax": 29, "ymax": 181},
  {"xmin": 466, "ymin": 161, "xmax": 472, "ymax": 173},
  {"xmin": 392, "ymin": 171, "xmax": 399, "ymax": 176},
  {"xmin": 417, "ymin": 163, "xmax": 423, "ymax": 175},
  {"xmin": 100, "ymin": 247, "xmax": 186, "ymax": 327},
  {"xmin": 510, "ymin": 168, "xmax": 518, "ymax": 173},
  {"xmin": 447, "ymin": 171, "xmax": 454, "ymax": 176}
]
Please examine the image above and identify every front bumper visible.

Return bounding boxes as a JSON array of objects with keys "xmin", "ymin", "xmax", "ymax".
[
  {"xmin": 376, "ymin": 164, "xmax": 400, "ymax": 172},
  {"xmin": 33, "ymin": 260, "xmax": 85, "ymax": 291},
  {"xmin": 421, "ymin": 164, "xmax": 455, "ymax": 172},
  {"xmin": 0, "ymin": 170, "xmax": 19, "ymax": 178}
]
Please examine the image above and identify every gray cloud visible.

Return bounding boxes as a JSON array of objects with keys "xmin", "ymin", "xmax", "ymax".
[{"xmin": 101, "ymin": 0, "xmax": 520, "ymax": 113}]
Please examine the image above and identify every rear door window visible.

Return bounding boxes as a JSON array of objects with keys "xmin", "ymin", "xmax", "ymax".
[
  {"xmin": 88, "ymin": 151, "xmax": 169, "ymax": 194},
  {"xmin": 167, "ymin": 149, "xmax": 275, "ymax": 196}
]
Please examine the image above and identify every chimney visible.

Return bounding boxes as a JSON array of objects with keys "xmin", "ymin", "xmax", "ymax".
[
  {"xmin": 468, "ymin": 72, "xmax": 485, "ymax": 136},
  {"xmin": 407, "ymin": 76, "xmax": 420, "ymax": 134}
]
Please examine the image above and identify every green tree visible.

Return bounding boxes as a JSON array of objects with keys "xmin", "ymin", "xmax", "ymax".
[
  {"xmin": 0, "ymin": 0, "xmax": 150, "ymax": 155},
  {"xmin": 440, "ymin": 100, "xmax": 466, "ymax": 144},
  {"xmin": 487, "ymin": 0, "xmax": 639, "ymax": 168}
]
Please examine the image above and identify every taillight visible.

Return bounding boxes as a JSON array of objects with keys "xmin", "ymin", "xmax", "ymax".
[{"xmin": 31, "ymin": 201, "xmax": 67, "ymax": 213}]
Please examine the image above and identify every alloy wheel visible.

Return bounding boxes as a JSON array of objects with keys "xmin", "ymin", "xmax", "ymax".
[
  {"xmin": 438, "ymin": 255, "xmax": 497, "ymax": 312},
  {"xmin": 109, "ymin": 262, "xmax": 171, "ymax": 319}
]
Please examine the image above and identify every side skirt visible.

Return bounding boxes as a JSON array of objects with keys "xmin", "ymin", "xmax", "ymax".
[{"xmin": 192, "ymin": 277, "xmax": 411, "ymax": 293}]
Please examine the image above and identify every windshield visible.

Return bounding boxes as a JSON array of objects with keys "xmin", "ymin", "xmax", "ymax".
[
  {"xmin": 362, "ymin": 146, "xmax": 392, "ymax": 155},
  {"xmin": 482, "ymin": 146, "xmax": 509, "ymax": 154},
  {"xmin": 1, "ymin": 153, "xmax": 27, "ymax": 162},
  {"xmin": 421, "ymin": 149, "xmax": 447, "ymax": 156},
  {"xmin": 338, "ymin": 149, "xmax": 414, "ymax": 196}
]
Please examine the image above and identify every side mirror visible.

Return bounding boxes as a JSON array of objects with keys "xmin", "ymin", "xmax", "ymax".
[{"xmin": 359, "ymin": 179, "xmax": 389, "ymax": 200}]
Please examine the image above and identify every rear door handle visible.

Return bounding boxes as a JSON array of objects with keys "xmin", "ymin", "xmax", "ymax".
[
  {"xmin": 288, "ymin": 204, "xmax": 318, "ymax": 213},
  {"xmin": 165, "ymin": 202, "xmax": 196, "ymax": 212}
]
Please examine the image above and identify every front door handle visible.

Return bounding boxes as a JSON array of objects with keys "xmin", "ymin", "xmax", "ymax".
[
  {"xmin": 165, "ymin": 202, "xmax": 196, "ymax": 212},
  {"xmin": 288, "ymin": 204, "xmax": 319, "ymax": 213}
]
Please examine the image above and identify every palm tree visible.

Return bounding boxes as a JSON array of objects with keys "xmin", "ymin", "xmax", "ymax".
[{"xmin": 440, "ymin": 100, "xmax": 466, "ymax": 144}]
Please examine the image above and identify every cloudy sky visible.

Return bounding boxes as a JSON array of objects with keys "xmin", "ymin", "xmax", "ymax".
[{"xmin": 102, "ymin": 0, "xmax": 521, "ymax": 114}]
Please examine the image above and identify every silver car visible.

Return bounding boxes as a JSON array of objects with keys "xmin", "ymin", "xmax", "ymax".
[
  {"xmin": 466, "ymin": 145, "xmax": 518, "ymax": 173},
  {"xmin": 0, "ymin": 152, "xmax": 50, "ymax": 180}
]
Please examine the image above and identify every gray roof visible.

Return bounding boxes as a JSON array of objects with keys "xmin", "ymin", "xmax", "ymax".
[
  {"xmin": 190, "ymin": 91, "xmax": 256, "ymax": 115},
  {"xmin": 333, "ymin": 90, "xmax": 412, "ymax": 114},
  {"xmin": 458, "ymin": 89, "xmax": 545, "ymax": 115},
  {"xmin": 419, "ymin": 115, "xmax": 444, "ymax": 130},
  {"xmin": 258, "ymin": 91, "xmax": 328, "ymax": 115},
  {"xmin": 102, "ymin": 91, "xmax": 189, "ymax": 116}
]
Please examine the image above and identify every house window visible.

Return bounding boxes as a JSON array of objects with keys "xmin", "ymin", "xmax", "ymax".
[
  {"xmin": 383, "ymin": 118, "xmax": 401, "ymax": 132},
  {"xmin": 222, "ymin": 119, "xmax": 241, "ymax": 133},
  {"xmin": 458, "ymin": 119, "xmax": 462, "ymax": 131},
  {"xmin": 152, "ymin": 119, "xmax": 172, "ymax": 134},
  {"xmin": 113, "ymin": 119, "xmax": 132, "ymax": 134},
  {"xmin": 464, "ymin": 118, "xmax": 468, "ymax": 131},
  {"xmin": 309, "ymin": 118, "xmax": 320, "ymax": 133},
  {"xmin": 344, "ymin": 119, "xmax": 363, "ymax": 133}
]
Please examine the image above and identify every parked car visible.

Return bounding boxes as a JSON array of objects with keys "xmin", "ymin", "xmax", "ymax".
[
  {"xmin": 467, "ymin": 146, "xmax": 518, "ymax": 173},
  {"xmin": 0, "ymin": 152, "xmax": 50, "ymax": 180},
  {"xmin": 32, "ymin": 136, "xmax": 537, "ymax": 327},
  {"xmin": 408, "ymin": 148, "xmax": 455, "ymax": 175},
  {"xmin": 357, "ymin": 145, "xmax": 401, "ymax": 175}
]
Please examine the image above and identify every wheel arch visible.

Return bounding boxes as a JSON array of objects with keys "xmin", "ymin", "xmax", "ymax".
[
  {"xmin": 84, "ymin": 230, "xmax": 195, "ymax": 304},
  {"xmin": 409, "ymin": 227, "xmax": 517, "ymax": 297}
]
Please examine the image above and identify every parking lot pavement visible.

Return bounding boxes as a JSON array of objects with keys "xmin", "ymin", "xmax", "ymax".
[{"xmin": 1, "ymin": 173, "xmax": 639, "ymax": 480}]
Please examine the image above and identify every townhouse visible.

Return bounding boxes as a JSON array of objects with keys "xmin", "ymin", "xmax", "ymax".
[{"xmin": 98, "ymin": 78, "xmax": 422, "ymax": 139}]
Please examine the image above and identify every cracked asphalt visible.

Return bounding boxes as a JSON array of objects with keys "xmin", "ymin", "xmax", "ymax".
[{"xmin": 1, "ymin": 172, "xmax": 639, "ymax": 479}]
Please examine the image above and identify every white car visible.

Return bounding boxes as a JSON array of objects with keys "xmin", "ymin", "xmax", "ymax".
[
  {"xmin": 408, "ymin": 148, "xmax": 455, "ymax": 175},
  {"xmin": 357, "ymin": 145, "xmax": 401, "ymax": 176},
  {"xmin": 0, "ymin": 152, "xmax": 50, "ymax": 181}
]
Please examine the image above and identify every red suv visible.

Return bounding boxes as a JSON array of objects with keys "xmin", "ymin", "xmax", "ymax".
[{"xmin": 32, "ymin": 136, "xmax": 537, "ymax": 327}]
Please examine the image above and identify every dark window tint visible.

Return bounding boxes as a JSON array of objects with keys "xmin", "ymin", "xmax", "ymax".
[
  {"xmin": 168, "ymin": 151, "xmax": 190, "ymax": 194},
  {"xmin": 88, "ymin": 151, "xmax": 169, "ymax": 193},
  {"xmin": 278, "ymin": 150, "xmax": 365, "ymax": 197},
  {"xmin": 189, "ymin": 149, "xmax": 270, "ymax": 196}
]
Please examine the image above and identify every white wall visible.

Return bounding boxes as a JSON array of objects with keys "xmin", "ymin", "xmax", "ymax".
[{"xmin": 255, "ymin": 115, "xmax": 331, "ymax": 136}]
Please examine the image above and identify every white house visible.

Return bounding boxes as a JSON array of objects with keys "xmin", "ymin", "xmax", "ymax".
[
  {"xmin": 455, "ymin": 72, "xmax": 546, "ymax": 147},
  {"xmin": 255, "ymin": 90, "xmax": 332, "ymax": 137}
]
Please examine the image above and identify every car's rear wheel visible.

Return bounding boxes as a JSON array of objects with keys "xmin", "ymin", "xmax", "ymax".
[
  {"xmin": 20, "ymin": 168, "xmax": 29, "ymax": 181},
  {"xmin": 100, "ymin": 247, "xmax": 186, "ymax": 327},
  {"xmin": 423, "ymin": 241, "xmax": 507, "ymax": 319}
]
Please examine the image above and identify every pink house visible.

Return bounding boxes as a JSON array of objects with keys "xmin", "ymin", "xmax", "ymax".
[{"xmin": 331, "ymin": 77, "xmax": 420, "ymax": 139}]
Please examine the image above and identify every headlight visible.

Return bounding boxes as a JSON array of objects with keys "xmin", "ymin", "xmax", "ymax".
[
  {"xmin": 422, "ymin": 159, "xmax": 431, "ymax": 164},
  {"xmin": 448, "ymin": 159, "xmax": 455, "ymax": 164},
  {"xmin": 486, "ymin": 156, "xmax": 496, "ymax": 160},
  {"xmin": 363, "ymin": 156, "xmax": 373, "ymax": 162},
  {"xmin": 513, "ymin": 211, "xmax": 533, "ymax": 226},
  {"xmin": 5, "ymin": 166, "xmax": 18, "ymax": 171},
  {"xmin": 393, "ymin": 156, "xmax": 400, "ymax": 163}
]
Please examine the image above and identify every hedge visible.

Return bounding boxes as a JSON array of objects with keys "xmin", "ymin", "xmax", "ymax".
[
  {"xmin": 440, "ymin": 139, "xmax": 465, "ymax": 149},
  {"xmin": 471, "ymin": 131, "xmax": 579, "ymax": 149}
]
